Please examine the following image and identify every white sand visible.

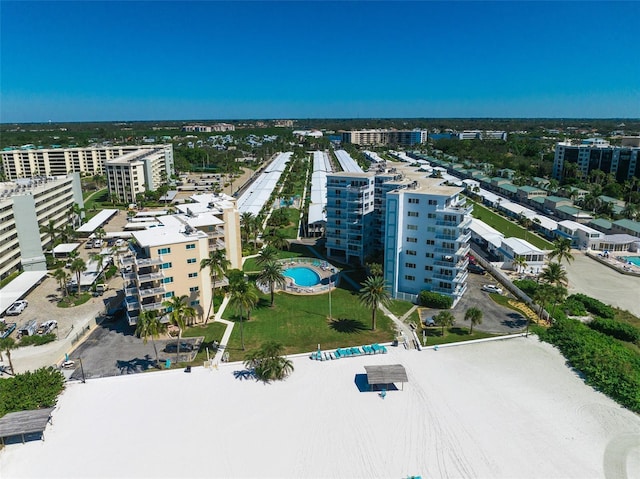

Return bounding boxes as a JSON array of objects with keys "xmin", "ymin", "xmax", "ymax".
[{"xmin": 1, "ymin": 337, "xmax": 639, "ymax": 479}]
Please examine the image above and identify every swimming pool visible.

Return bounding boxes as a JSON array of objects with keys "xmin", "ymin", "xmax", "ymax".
[
  {"xmin": 283, "ymin": 267, "xmax": 321, "ymax": 287},
  {"xmin": 623, "ymin": 256, "xmax": 640, "ymax": 267}
]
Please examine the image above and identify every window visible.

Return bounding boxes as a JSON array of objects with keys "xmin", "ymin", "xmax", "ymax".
[
  {"xmin": 426, "ymin": 239, "xmax": 435, "ymax": 246},
  {"xmin": 427, "ymin": 213, "xmax": 435, "ymax": 219},
  {"xmin": 160, "ymin": 262, "xmax": 172, "ymax": 269},
  {"xmin": 407, "ymin": 224, "xmax": 418, "ymax": 230},
  {"xmin": 427, "ymin": 226, "xmax": 435, "ymax": 232},
  {"xmin": 407, "ymin": 237, "xmax": 417, "ymax": 243},
  {"xmin": 424, "ymin": 278, "xmax": 432, "ymax": 284},
  {"xmin": 162, "ymin": 277, "xmax": 174, "ymax": 284},
  {"xmin": 406, "ymin": 250, "xmax": 416, "ymax": 256},
  {"xmin": 408, "ymin": 211, "xmax": 419, "ymax": 217},
  {"xmin": 189, "ymin": 286, "xmax": 199, "ymax": 292},
  {"xmin": 425, "ymin": 252, "xmax": 434, "ymax": 258},
  {"xmin": 186, "ymin": 243, "xmax": 196, "ymax": 250},
  {"xmin": 164, "ymin": 291, "xmax": 174, "ymax": 298},
  {"xmin": 424, "ymin": 265, "xmax": 433, "ymax": 271},
  {"xmin": 408, "ymin": 198, "xmax": 420, "ymax": 204},
  {"xmin": 190, "ymin": 300, "xmax": 200, "ymax": 306},
  {"xmin": 187, "ymin": 258, "xmax": 197, "ymax": 264},
  {"xmin": 188, "ymin": 272, "xmax": 198, "ymax": 278},
  {"xmin": 404, "ymin": 275, "xmax": 415, "ymax": 281},
  {"xmin": 405, "ymin": 262, "xmax": 416, "ymax": 268},
  {"xmin": 157, "ymin": 247, "xmax": 171, "ymax": 255},
  {"xmin": 428, "ymin": 199, "xmax": 438, "ymax": 205}
]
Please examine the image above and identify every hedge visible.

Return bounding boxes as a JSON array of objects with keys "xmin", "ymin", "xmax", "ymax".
[
  {"xmin": 568, "ymin": 293, "xmax": 615, "ymax": 319},
  {"xmin": 418, "ymin": 291, "xmax": 453, "ymax": 309},
  {"xmin": 512, "ymin": 279, "xmax": 538, "ymax": 297},
  {"xmin": 588, "ymin": 317, "xmax": 640, "ymax": 344},
  {"xmin": 0, "ymin": 367, "xmax": 65, "ymax": 417},
  {"xmin": 539, "ymin": 317, "xmax": 640, "ymax": 413},
  {"xmin": 19, "ymin": 334, "xmax": 56, "ymax": 347}
]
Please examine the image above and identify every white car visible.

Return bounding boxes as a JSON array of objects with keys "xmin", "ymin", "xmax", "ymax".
[
  {"xmin": 115, "ymin": 239, "xmax": 125, "ymax": 247},
  {"xmin": 481, "ymin": 284, "xmax": 503, "ymax": 294},
  {"xmin": 6, "ymin": 300, "xmax": 28, "ymax": 316}
]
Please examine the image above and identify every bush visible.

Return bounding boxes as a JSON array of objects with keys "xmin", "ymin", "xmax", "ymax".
[
  {"xmin": 568, "ymin": 293, "xmax": 615, "ymax": 319},
  {"xmin": 19, "ymin": 334, "xmax": 56, "ymax": 347},
  {"xmin": 513, "ymin": 279, "xmax": 539, "ymax": 297},
  {"xmin": 562, "ymin": 298, "xmax": 588, "ymax": 316},
  {"xmin": 418, "ymin": 291, "xmax": 453, "ymax": 309},
  {"xmin": 0, "ymin": 367, "xmax": 65, "ymax": 417},
  {"xmin": 588, "ymin": 318, "xmax": 640, "ymax": 344},
  {"xmin": 539, "ymin": 317, "xmax": 640, "ymax": 413}
]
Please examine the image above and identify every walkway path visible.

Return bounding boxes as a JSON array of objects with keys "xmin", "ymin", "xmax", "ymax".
[
  {"xmin": 379, "ymin": 304, "xmax": 419, "ymax": 350},
  {"xmin": 211, "ymin": 295, "xmax": 233, "ymax": 364}
]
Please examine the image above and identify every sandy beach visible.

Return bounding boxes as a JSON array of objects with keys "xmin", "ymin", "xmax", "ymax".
[{"xmin": 1, "ymin": 337, "xmax": 639, "ymax": 479}]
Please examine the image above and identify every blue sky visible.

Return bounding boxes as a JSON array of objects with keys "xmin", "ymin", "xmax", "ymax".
[{"xmin": 1, "ymin": 1, "xmax": 639, "ymax": 122}]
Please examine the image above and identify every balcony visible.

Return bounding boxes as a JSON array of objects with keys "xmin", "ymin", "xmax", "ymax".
[
  {"xmin": 139, "ymin": 286, "xmax": 166, "ymax": 298},
  {"xmin": 137, "ymin": 257, "xmax": 163, "ymax": 267},
  {"xmin": 140, "ymin": 301, "xmax": 166, "ymax": 312},
  {"xmin": 438, "ymin": 204, "xmax": 473, "ymax": 216},
  {"xmin": 137, "ymin": 271, "xmax": 164, "ymax": 282},
  {"xmin": 125, "ymin": 298, "xmax": 140, "ymax": 311},
  {"xmin": 125, "ymin": 286, "xmax": 138, "ymax": 296}
]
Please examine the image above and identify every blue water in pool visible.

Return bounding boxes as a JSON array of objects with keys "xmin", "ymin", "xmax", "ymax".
[
  {"xmin": 283, "ymin": 267, "xmax": 321, "ymax": 287},
  {"xmin": 623, "ymin": 256, "xmax": 640, "ymax": 267}
]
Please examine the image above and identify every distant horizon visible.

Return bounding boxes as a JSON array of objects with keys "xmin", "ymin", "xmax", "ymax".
[{"xmin": 2, "ymin": 2, "xmax": 639, "ymax": 122}]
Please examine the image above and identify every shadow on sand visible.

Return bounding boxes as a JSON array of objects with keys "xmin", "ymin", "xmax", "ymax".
[{"xmin": 354, "ymin": 374, "xmax": 399, "ymax": 393}]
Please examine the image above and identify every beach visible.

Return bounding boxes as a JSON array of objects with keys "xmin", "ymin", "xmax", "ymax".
[{"xmin": 1, "ymin": 337, "xmax": 639, "ymax": 478}]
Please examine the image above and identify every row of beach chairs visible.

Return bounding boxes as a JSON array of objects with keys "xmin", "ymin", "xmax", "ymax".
[{"xmin": 309, "ymin": 343, "xmax": 388, "ymax": 361}]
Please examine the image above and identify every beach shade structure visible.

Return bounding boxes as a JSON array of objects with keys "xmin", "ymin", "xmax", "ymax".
[
  {"xmin": 0, "ymin": 408, "xmax": 55, "ymax": 445},
  {"xmin": 364, "ymin": 364, "xmax": 408, "ymax": 392}
]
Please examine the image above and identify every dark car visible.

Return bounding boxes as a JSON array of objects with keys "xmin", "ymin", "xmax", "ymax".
[
  {"xmin": 467, "ymin": 264, "xmax": 487, "ymax": 275},
  {"xmin": 165, "ymin": 342, "xmax": 195, "ymax": 353}
]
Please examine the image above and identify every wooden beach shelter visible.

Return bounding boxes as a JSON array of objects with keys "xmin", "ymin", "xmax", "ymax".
[
  {"xmin": 0, "ymin": 408, "xmax": 55, "ymax": 445},
  {"xmin": 364, "ymin": 364, "xmax": 408, "ymax": 391}
]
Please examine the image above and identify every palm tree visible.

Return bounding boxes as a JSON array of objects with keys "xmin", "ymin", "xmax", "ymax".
[
  {"xmin": 513, "ymin": 255, "xmax": 528, "ymax": 274},
  {"xmin": 359, "ymin": 275, "xmax": 391, "ymax": 331},
  {"xmin": 69, "ymin": 258, "xmax": 87, "ymax": 295},
  {"xmin": 367, "ymin": 262, "xmax": 383, "ymax": 278},
  {"xmin": 548, "ymin": 238, "xmax": 574, "ymax": 265},
  {"xmin": 200, "ymin": 249, "xmax": 231, "ymax": 324},
  {"xmin": 540, "ymin": 262, "xmax": 568, "ymax": 287},
  {"xmin": 434, "ymin": 310, "xmax": 455, "ymax": 336},
  {"xmin": 255, "ymin": 245, "xmax": 279, "ymax": 267},
  {"xmin": 257, "ymin": 261, "xmax": 287, "ymax": 307},
  {"xmin": 163, "ymin": 295, "xmax": 196, "ymax": 365},
  {"xmin": 0, "ymin": 338, "xmax": 17, "ymax": 374},
  {"xmin": 244, "ymin": 341, "xmax": 294, "ymax": 381},
  {"xmin": 464, "ymin": 307, "xmax": 483, "ymax": 334},
  {"xmin": 240, "ymin": 212, "xmax": 255, "ymax": 245},
  {"xmin": 53, "ymin": 268, "xmax": 70, "ymax": 297},
  {"xmin": 41, "ymin": 219, "xmax": 58, "ymax": 247},
  {"xmin": 135, "ymin": 310, "xmax": 167, "ymax": 368},
  {"xmin": 94, "ymin": 227, "xmax": 106, "ymax": 243},
  {"xmin": 90, "ymin": 252, "xmax": 105, "ymax": 283},
  {"xmin": 228, "ymin": 281, "xmax": 259, "ymax": 350},
  {"xmin": 264, "ymin": 228, "xmax": 289, "ymax": 251}
]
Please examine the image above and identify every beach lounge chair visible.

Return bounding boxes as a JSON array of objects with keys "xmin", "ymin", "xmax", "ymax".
[
  {"xmin": 363, "ymin": 345, "xmax": 373, "ymax": 355},
  {"xmin": 371, "ymin": 343, "xmax": 381, "ymax": 353},
  {"xmin": 379, "ymin": 345, "xmax": 388, "ymax": 354},
  {"xmin": 333, "ymin": 349, "xmax": 342, "ymax": 359},
  {"xmin": 351, "ymin": 347, "xmax": 362, "ymax": 356},
  {"xmin": 324, "ymin": 352, "xmax": 331, "ymax": 361},
  {"xmin": 329, "ymin": 352, "xmax": 336, "ymax": 360},
  {"xmin": 341, "ymin": 348, "xmax": 352, "ymax": 357}
]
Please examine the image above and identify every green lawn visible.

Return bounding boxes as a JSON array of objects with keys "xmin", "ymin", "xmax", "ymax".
[
  {"xmin": 386, "ymin": 299, "xmax": 416, "ymax": 318},
  {"xmin": 470, "ymin": 200, "xmax": 553, "ymax": 250},
  {"xmin": 183, "ymin": 321, "xmax": 228, "ymax": 364},
  {"xmin": 419, "ymin": 325, "xmax": 496, "ymax": 345},
  {"xmin": 222, "ymin": 287, "xmax": 395, "ymax": 361},
  {"xmin": 280, "ymin": 207, "xmax": 301, "ymax": 239},
  {"xmin": 243, "ymin": 249, "xmax": 304, "ymax": 272}
]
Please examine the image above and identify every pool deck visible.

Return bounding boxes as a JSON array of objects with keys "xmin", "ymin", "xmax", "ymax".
[
  {"xmin": 586, "ymin": 250, "xmax": 640, "ymax": 277},
  {"xmin": 277, "ymin": 258, "xmax": 339, "ymax": 294}
]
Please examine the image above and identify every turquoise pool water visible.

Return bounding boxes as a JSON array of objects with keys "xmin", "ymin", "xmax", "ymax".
[
  {"xmin": 623, "ymin": 256, "xmax": 640, "ymax": 267},
  {"xmin": 283, "ymin": 267, "xmax": 321, "ymax": 287}
]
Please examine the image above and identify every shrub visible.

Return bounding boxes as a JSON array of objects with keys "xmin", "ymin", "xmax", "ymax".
[
  {"xmin": 418, "ymin": 291, "xmax": 453, "ymax": 309},
  {"xmin": 0, "ymin": 367, "xmax": 65, "ymax": 417},
  {"xmin": 538, "ymin": 317, "xmax": 640, "ymax": 413},
  {"xmin": 19, "ymin": 334, "xmax": 56, "ymax": 347},
  {"xmin": 588, "ymin": 318, "xmax": 640, "ymax": 344},
  {"xmin": 568, "ymin": 293, "xmax": 615, "ymax": 319},
  {"xmin": 513, "ymin": 279, "xmax": 539, "ymax": 297},
  {"xmin": 562, "ymin": 298, "xmax": 588, "ymax": 316}
]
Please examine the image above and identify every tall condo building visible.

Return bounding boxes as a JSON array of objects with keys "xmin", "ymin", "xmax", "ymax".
[
  {"xmin": 552, "ymin": 138, "xmax": 640, "ymax": 181},
  {"xmin": 341, "ymin": 129, "xmax": 427, "ymax": 146},
  {"xmin": 0, "ymin": 173, "xmax": 84, "ymax": 279},
  {"xmin": 325, "ymin": 154, "xmax": 471, "ymax": 305}
]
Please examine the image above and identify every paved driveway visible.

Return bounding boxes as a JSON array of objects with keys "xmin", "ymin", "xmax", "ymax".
[{"xmin": 419, "ymin": 271, "xmax": 526, "ymax": 334}]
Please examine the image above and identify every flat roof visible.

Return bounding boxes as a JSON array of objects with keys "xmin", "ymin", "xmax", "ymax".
[
  {"xmin": 364, "ymin": 364, "xmax": 408, "ymax": 385},
  {"xmin": 0, "ymin": 270, "xmax": 48, "ymax": 315},
  {"xmin": 501, "ymin": 236, "xmax": 545, "ymax": 255},
  {"xmin": 52, "ymin": 243, "xmax": 81, "ymax": 255},
  {"xmin": 76, "ymin": 209, "xmax": 119, "ymax": 233}
]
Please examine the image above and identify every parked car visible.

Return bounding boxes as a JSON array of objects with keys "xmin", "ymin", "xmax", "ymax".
[
  {"xmin": 6, "ymin": 300, "xmax": 28, "ymax": 316},
  {"xmin": 467, "ymin": 264, "xmax": 486, "ymax": 275},
  {"xmin": 164, "ymin": 342, "xmax": 195, "ymax": 353},
  {"xmin": 115, "ymin": 239, "xmax": 125, "ymax": 247},
  {"xmin": 423, "ymin": 316, "xmax": 436, "ymax": 327},
  {"xmin": 481, "ymin": 284, "xmax": 503, "ymax": 294},
  {"xmin": 38, "ymin": 320, "xmax": 58, "ymax": 335},
  {"xmin": 93, "ymin": 239, "xmax": 103, "ymax": 249},
  {"xmin": 18, "ymin": 319, "xmax": 38, "ymax": 337}
]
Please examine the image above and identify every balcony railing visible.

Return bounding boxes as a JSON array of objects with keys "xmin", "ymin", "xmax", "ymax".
[
  {"xmin": 139, "ymin": 286, "xmax": 166, "ymax": 298},
  {"xmin": 137, "ymin": 271, "xmax": 164, "ymax": 282},
  {"xmin": 136, "ymin": 257, "xmax": 164, "ymax": 267},
  {"xmin": 140, "ymin": 301, "xmax": 166, "ymax": 312}
]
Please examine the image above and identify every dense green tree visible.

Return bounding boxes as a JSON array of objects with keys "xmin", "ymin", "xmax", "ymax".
[
  {"xmin": 163, "ymin": 295, "xmax": 196, "ymax": 364},
  {"xmin": 434, "ymin": 310, "xmax": 456, "ymax": 336},
  {"xmin": 200, "ymin": 249, "xmax": 231, "ymax": 323},
  {"xmin": 69, "ymin": 258, "xmax": 87, "ymax": 295},
  {"xmin": 540, "ymin": 262, "xmax": 568, "ymax": 287},
  {"xmin": 548, "ymin": 238, "xmax": 574, "ymax": 265},
  {"xmin": 257, "ymin": 261, "xmax": 287, "ymax": 307},
  {"xmin": 228, "ymin": 281, "xmax": 259, "ymax": 350},
  {"xmin": 244, "ymin": 341, "xmax": 294, "ymax": 381},
  {"xmin": 135, "ymin": 310, "xmax": 167, "ymax": 368},
  {"xmin": 464, "ymin": 307, "xmax": 483, "ymax": 334}
]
